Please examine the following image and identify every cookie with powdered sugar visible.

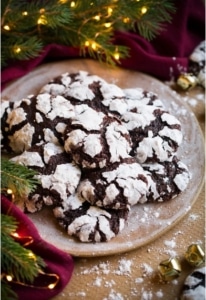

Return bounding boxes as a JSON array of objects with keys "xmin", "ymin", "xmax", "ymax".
[
  {"xmin": 10, "ymin": 142, "xmax": 81, "ymax": 213},
  {"xmin": 99, "ymin": 87, "xmax": 182, "ymax": 164},
  {"xmin": 77, "ymin": 158, "xmax": 149, "ymax": 210},
  {"xmin": 140, "ymin": 156, "xmax": 191, "ymax": 203},
  {"xmin": 40, "ymin": 70, "xmax": 126, "ymax": 115},
  {"xmin": 181, "ymin": 266, "xmax": 205, "ymax": 300},
  {"xmin": 122, "ymin": 103, "xmax": 183, "ymax": 163},
  {"xmin": 189, "ymin": 40, "xmax": 205, "ymax": 88},
  {"xmin": 1, "ymin": 93, "xmax": 75, "ymax": 153},
  {"xmin": 1, "ymin": 100, "xmax": 25, "ymax": 152},
  {"xmin": 101, "ymin": 87, "xmax": 165, "ymax": 114},
  {"xmin": 64, "ymin": 104, "xmax": 132, "ymax": 169},
  {"xmin": 53, "ymin": 193, "xmax": 129, "ymax": 243},
  {"xmin": 123, "ymin": 88, "xmax": 165, "ymax": 108},
  {"xmin": 40, "ymin": 70, "xmax": 107, "ymax": 99}
]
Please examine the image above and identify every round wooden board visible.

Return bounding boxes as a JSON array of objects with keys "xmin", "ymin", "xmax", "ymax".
[{"xmin": 2, "ymin": 59, "xmax": 205, "ymax": 257}]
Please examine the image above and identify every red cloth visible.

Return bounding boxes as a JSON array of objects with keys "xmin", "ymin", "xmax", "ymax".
[
  {"xmin": 1, "ymin": 0, "xmax": 205, "ymax": 89},
  {"xmin": 1, "ymin": 195, "xmax": 74, "ymax": 300}
]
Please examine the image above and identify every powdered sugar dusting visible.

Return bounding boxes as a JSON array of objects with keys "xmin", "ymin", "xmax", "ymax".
[
  {"xmin": 103, "ymin": 290, "xmax": 124, "ymax": 300},
  {"xmin": 115, "ymin": 259, "xmax": 132, "ymax": 275}
]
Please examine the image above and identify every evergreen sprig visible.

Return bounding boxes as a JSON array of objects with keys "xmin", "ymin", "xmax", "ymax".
[
  {"xmin": 1, "ymin": 214, "xmax": 46, "ymax": 299},
  {"xmin": 1, "ymin": 158, "xmax": 39, "ymax": 198},
  {"xmin": 1, "ymin": 0, "xmax": 175, "ymax": 67}
]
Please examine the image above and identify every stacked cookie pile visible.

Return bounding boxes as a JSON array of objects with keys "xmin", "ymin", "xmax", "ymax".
[{"xmin": 1, "ymin": 71, "xmax": 190, "ymax": 243}]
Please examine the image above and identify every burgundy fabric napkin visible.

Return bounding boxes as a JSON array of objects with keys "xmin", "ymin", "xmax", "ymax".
[
  {"xmin": 1, "ymin": 195, "xmax": 74, "ymax": 300},
  {"xmin": 1, "ymin": 0, "xmax": 205, "ymax": 89}
]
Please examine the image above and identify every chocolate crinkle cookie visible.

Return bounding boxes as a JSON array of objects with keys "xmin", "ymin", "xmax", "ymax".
[
  {"xmin": 101, "ymin": 87, "xmax": 165, "ymax": 113},
  {"xmin": 1, "ymin": 93, "xmax": 75, "ymax": 153},
  {"xmin": 141, "ymin": 155, "xmax": 191, "ymax": 202},
  {"xmin": 77, "ymin": 158, "xmax": 149, "ymax": 210},
  {"xmin": 189, "ymin": 40, "xmax": 205, "ymax": 88},
  {"xmin": 123, "ymin": 104, "xmax": 182, "ymax": 164},
  {"xmin": 99, "ymin": 87, "xmax": 182, "ymax": 163},
  {"xmin": 64, "ymin": 104, "xmax": 132, "ymax": 169},
  {"xmin": 39, "ymin": 70, "xmax": 107, "ymax": 99},
  {"xmin": 180, "ymin": 266, "xmax": 205, "ymax": 300},
  {"xmin": 10, "ymin": 142, "xmax": 81, "ymax": 213},
  {"xmin": 39, "ymin": 70, "xmax": 125, "ymax": 115},
  {"xmin": 53, "ymin": 194, "xmax": 129, "ymax": 243}
]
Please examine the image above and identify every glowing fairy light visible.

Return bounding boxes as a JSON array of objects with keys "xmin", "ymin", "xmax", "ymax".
[
  {"xmin": 123, "ymin": 17, "xmax": 130, "ymax": 23},
  {"xmin": 39, "ymin": 8, "xmax": 45, "ymax": 14},
  {"xmin": 107, "ymin": 7, "xmax": 113, "ymax": 16},
  {"xmin": 84, "ymin": 40, "xmax": 90, "ymax": 46},
  {"xmin": 28, "ymin": 251, "xmax": 36, "ymax": 260},
  {"xmin": 48, "ymin": 283, "xmax": 56, "ymax": 289},
  {"xmin": 22, "ymin": 11, "xmax": 28, "ymax": 16},
  {"xmin": 3, "ymin": 25, "xmax": 11, "ymax": 31},
  {"xmin": 6, "ymin": 275, "xmax": 13, "ymax": 282},
  {"xmin": 11, "ymin": 232, "xmax": 20, "ymax": 238},
  {"xmin": 91, "ymin": 42, "xmax": 97, "ymax": 50},
  {"xmin": 14, "ymin": 47, "xmax": 22, "ymax": 54},
  {"xmin": 104, "ymin": 22, "xmax": 112, "ymax": 28},
  {"xmin": 141, "ymin": 6, "xmax": 148, "ymax": 14},
  {"xmin": 37, "ymin": 15, "xmax": 47, "ymax": 25},
  {"xmin": 113, "ymin": 52, "xmax": 120, "ymax": 60},
  {"xmin": 93, "ymin": 15, "xmax": 100, "ymax": 21},
  {"xmin": 70, "ymin": 1, "xmax": 76, "ymax": 7}
]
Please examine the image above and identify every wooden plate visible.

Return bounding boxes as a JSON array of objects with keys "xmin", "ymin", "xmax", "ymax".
[{"xmin": 2, "ymin": 59, "xmax": 205, "ymax": 257}]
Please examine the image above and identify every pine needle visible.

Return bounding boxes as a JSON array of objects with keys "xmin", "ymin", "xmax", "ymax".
[
  {"xmin": 1, "ymin": 214, "xmax": 46, "ymax": 283},
  {"xmin": 1, "ymin": 0, "xmax": 176, "ymax": 66},
  {"xmin": 1, "ymin": 158, "xmax": 39, "ymax": 198}
]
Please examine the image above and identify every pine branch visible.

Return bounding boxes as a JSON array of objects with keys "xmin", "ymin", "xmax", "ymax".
[
  {"xmin": 135, "ymin": 1, "xmax": 175, "ymax": 40},
  {"xmin": 1, "ymin": 0, "xmax": 176, "ymax": 67},
  {"xmin": 1, "ymin": 281, "xmax": 18, "ymax": 300},
  {"xmin": 1, "ymin": 214, "xmax": 18, "ymax": 236},
  {"xmin": 1, "ymin": 158, "xmax": 39, "ymax": 198},
  {"xmin": 1, "ymin": 214, "xmax": 46, "ymax": 283},
  {"xmin": 2, "ymin": 35, "xmax": 43, "ymax": 61}
]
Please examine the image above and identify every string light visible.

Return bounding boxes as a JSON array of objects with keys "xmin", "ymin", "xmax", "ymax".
[
  {"xmin": 48, "ymin": 283, "xmax": 56, "ymax": 289},
  {"xmin": 11, "ymin": 232, "xmax": 19, "ymax": 238},
  {"xmin": 3, "ymin": 25, "xmax": 10, "ymax": 31},
  {"xmin": 10, "ymin": 231, "xmax": 34, "ymax": 246},
  {"xmin": 141, "ymin": 6, "xmax": 148, "ymax": 14},
  {"xmin": 70, "ymin": 1, "xmax": 76, "ymax": 7},
  {"xmin": 84, "ymin": 40, "xmax": 90, "ymax": 47},
  {"xmin": 14, "ymin": 47, "xmax": 21, "ymax": 54},
  {"xmin": 37, "ymin": 15, "xmax": 47, "ymax": 25},
  {"xmin": 104, "ymin": 22, "xmax": 112, "ymax": 28},
  {"xmin": 7, "ymin": 188, "xmax": 13, "ymax": 194},
  {"xmin": 28, "ymin": 251, "xmax": 36, "ymax": 260},
  {"xmin": 4, "ymin": 272, "xmax": 60, "ymax": 290},
  {"xmin": 113, "ymin": 52, "xmax": 120, "ymax": 60},
  {"xmin": 123, "ymin": 17, "xmax": 130, "ymax": 23},
  {"xmin": 39, "ymin": 8, "xmax": 45, "ymax": 14},
  {"xmin": 91, "ymin": 42, "xmax": 97, "ymax": 50},
  {"xmin": 22, "ymin": 11, "xmax": 28, "ymax": 16},
  {"xmin": 107, "ymin": 7, "xmax": 113, "ymax": 16},
  {"xmin": 93, "ymin": 15, "xmax": 100, "ymax": 21},
  {"xmin": 2, "ymin": 188, "xmax": 15, "ymax": 200},
  {"xmin": 6, "ymin": 275, "xmax": 13, "ymax": 282}
]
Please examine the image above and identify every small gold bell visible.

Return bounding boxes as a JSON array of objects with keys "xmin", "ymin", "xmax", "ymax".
[
  {"xmin": 185, "ymin": 244, "xmax": 205, "ymax": 267},
  {"xmin": 176, "ymin": 73, "xmax": 198, "ymax": 90},
  {"xmin": 158, "ymin": 257, "xmax": 181, "ymax": 281}
]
